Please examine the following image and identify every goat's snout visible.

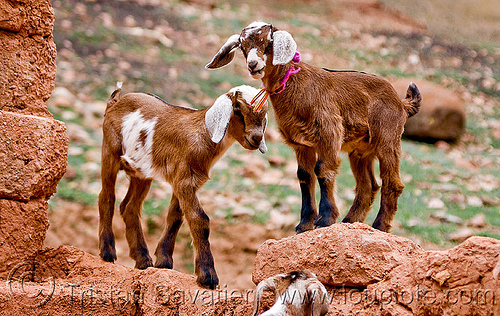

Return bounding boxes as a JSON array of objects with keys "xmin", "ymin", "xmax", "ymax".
[
  {"xmin": 248, "ymin": 60, "xmax": 258, "ymax": 70},
  {"xmin": 245, "ymin": 132, "xmax": 267, "ymax": 154},
  {"xmin": 250, "ymin": 133, "xmax": 263, "ymax": 146}
]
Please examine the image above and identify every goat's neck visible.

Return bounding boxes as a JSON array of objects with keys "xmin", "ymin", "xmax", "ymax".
[{"xmin": 262, "ymin": 64, "xmax": 291, "ymax": 93}]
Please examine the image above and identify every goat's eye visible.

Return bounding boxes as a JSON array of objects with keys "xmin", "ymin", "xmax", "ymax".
[{"xmin": 264, "ymin": 43, "xmax": 272, "ymax": 54}]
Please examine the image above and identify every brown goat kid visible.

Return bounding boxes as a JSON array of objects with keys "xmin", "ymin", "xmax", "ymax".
[
  {"xmin": 207, "ymin": 22, "xmax": 421, "ymax": 233},
  {"xmin": 98, "ymin": 84, "xmax": 267, "ymax": 289}
]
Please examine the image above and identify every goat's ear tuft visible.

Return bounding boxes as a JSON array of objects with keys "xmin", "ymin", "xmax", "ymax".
[
  {"xmin": 272, "ymin": 30, "xmax": 297, "ymax": 65},
  {"xmin": 206, "ymin": 34, "xmax": 240, "ymax": 69},
  {"xmin": 205, "ymin": 93, "xmax": 234, "ymax": 143}
]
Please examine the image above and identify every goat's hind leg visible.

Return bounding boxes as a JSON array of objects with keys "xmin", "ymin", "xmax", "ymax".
[
  {"xmin": 120, "ymin": 176, "xmax": 154, "ymax": 269},
  {"xmin": 98, "ymin": 154, "xmax": 121, "ymax": 263},
  {"xmin": 342, "ymin": 152, "xmax": 379, "ymax": 224},
  {"xmin": 294, "ymin": 146, "xmax": 318, "ymax": 233},
  {"xmin": 372, "ymin": 145, "xmax": 404, "ymax": 232},
  {"xmin": 155, "ymin": 194, "xmax": 183, "ymax": 269}
]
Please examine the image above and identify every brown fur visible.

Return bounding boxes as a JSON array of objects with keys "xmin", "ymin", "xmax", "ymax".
[
  {"xmin": 98, "ymin": 86, "xmax": 267, "ymax": 289},
  {"xmin": 207, "ymin": 23, "xmax": 421, "ymax": 233}
]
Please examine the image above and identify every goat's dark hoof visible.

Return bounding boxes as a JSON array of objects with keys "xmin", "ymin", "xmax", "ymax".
[
  {"xmin": 100, "ymin": 249, "xmax": 117, "ymax": 263},
  {"xmin": 372, "ymin": 221, "xmax": 391, "ymax": 232},
  {"xmin": 154, "ymin": 256, "xmax": 173, "ymax": 269},
  {"xmin": 313, "ymin": 215, "xmax": 335, "ymax": 229},
  {"xmin": 197, "ymin": 268, "xmax": 219, "ymax": 290},
  {"xmin": 135, "ymin": 257, "xmax": 153, "ymax": 270},
  {"xmin": 295, "ymin": 221, "xmax": 314, "ymax": 234}
]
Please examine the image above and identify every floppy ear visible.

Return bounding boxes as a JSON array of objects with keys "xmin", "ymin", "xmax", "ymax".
[
  {"xmin": 205, "ymin": 93, "xmax": 234, "ymax": 143},
  {"xmin": 259, "ymin": 114, "xmax": 268, "ymax": 154},
  {"xmin": 272, "ymin": 30, "xmax": 297, "ymax": 65},
  {"xmin": 206, "ymin": 34, "xmax": 240, "ymax": 69}
]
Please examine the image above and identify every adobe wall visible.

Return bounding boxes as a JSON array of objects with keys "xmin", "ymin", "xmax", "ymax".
[{"xmin": 0, "ymin": 0, "xmax": 68, "ymax": 278}]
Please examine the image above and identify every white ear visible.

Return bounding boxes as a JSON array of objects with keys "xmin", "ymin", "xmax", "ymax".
[
  {"xmin": 205, "ymin": 93, "xmax": 233, "ymax": 143},
  {"xmin": 259, "ymin": 114, "xmax": 268, "ymax": 154},
  {"xmin": 272, "ymin": 30, "xmax": 297, "ymax": 65}
]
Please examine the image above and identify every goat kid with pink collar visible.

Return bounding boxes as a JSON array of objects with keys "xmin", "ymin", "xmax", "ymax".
[
  {"xmin": 98, "ymin": 84, "xmax": 267, "ymax": 289},
  {"xmin": 207, "ymin": 21, "xmax": 421, "ymax": 233}
]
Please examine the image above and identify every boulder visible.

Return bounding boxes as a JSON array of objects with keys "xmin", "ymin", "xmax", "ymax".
[
  {"xmin": 253, "ymin": 223, "xmax": 425, "ymax": 287},
  {"xmin": 0, "ymin": 245, "xmax": 255, "ymax": 315},
  {"xmin": 0, "ymin": 198, "xmax": 49, "ymax": 278},
  {"xmin": 253, "ymin": 223, "xmax": 500, "ymax": 316},
  {"xmin": 0, "ymin": 0, "xmax": 67, "ymax": 281},
  {"xmin": 0, "ymin": 111, "xmax": 68, "ymax": 201},
  {"xmin": 392, "ymin": 79, "xmax": 466, "ymax": 142}
]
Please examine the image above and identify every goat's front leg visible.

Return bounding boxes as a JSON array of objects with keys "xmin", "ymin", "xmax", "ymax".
[
  {"xmin": 175, "ymin": 182, "xmax": 218, "ymax": 289},
  {"xmin": 120, "ymin": 176, "xmax": 153, "ymax": 269},
  {"xmin": 294, "ymin": 146, "xmax": 318, "ymax": 233},
  {"xmin": 155, "ymin": 194, "xmax": 183, "ymax": 269},
  {"xmin": 313, "ymin": 158, "xmax": 341, "ymax": 229},
  {"xmin": 342, "ymin": 152, "xmax": 379, "ymax": 224},
  {"xmin": 98, "ymin": 153, "xmax": 121, "ymax": 263}
]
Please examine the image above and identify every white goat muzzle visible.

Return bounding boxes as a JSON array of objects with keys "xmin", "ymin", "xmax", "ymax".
[{"xmin": 247, "ymin": 48, "xmax": 266, "ymax": 79}]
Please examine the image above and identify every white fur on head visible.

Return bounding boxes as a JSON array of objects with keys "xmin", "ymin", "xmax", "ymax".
[
  {"xmin": 205, "ymin": 93, "xmax": 234, "ymax": 143},
  {"xmin": 272, "ymin": 30, "xmax": 297, "ymax": 65},
  {"xmin": 205, "ymin": 34, "xmax": 240, "ymax": 69},
  {"xmin": 229, "ymin": 85, "xmax": 259, "ymax": 105},
  {"xmin": 228, "ymin": 85, "xmax": 268, "ymax": 154}
]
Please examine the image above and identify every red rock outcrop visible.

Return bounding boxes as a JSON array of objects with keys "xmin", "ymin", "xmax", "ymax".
[
  {"xmin": 253, "ymin": 223, "xmax": 500, "ymax": 316},
  {"xmin": 0, "ymin": 0, "xmax": 67, "ymax": 279}
]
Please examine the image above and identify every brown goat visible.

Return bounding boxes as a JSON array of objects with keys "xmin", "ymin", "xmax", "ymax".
[
  {"xmin": 207, "ymin": 21, "xmax": 421, "ymax": 233},
  {"xmin": 98, "ymin": 84, "xmax": 268, "ymax": 289}
]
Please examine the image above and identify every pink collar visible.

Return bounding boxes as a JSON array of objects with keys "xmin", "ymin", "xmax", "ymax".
[
  {"xmin": 271, "ymin": 51, "xmax": 302, "ymax": 95},
  {"xmin": 250, "ymin": 52, "xmax": 301, "ymax": 112}
]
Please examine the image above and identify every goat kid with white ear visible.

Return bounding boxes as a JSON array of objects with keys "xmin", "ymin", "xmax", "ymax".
[
  {"xmin": 206, "ymin": 21, "xmax": 421, "ymax": 234},
  {"xmin": 253, "ymin": 270, "xmax": 329, "ymax": 316},
  {"xmin": 98, "ymin": 83, "xmax": 268, "ymax": 289}
]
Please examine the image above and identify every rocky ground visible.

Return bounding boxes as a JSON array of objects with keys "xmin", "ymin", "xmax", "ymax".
[{"xmin": 44, "ymin": 0, "xmax": 500, "ymax": 291}]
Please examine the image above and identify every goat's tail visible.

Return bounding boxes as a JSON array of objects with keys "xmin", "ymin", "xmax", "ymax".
[
  {"xmin": 106, "ymin": 82, "xmax": 123, "ymax": 110},
  {"xmin": 403, "ymin": 82, "xmax": 421, "ymax": 118}
]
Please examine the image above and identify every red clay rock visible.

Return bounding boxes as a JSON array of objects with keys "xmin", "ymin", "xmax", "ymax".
[
  {"xmin": 253, "ymin": 224, "xmax": 500, "ymax": 316},
  {"xmin": 1, "ymin": 245, "xmax": 255, "ymax": 315},
  {"xmin": 253, "ymin": 223, "xmax": 425, "ymax": 287},
  {"xmin": 392, "ymin": 79, "xmax": 466, "ymax": 142},
  {"xmin": 0, "ymin": 111, "xmax": 68, "ymax": 201},
  {"xmin": 362, "ymin": 236, "xmax": 500, "ymax": 316},
  {"xmin": 0, "ymin": 198, "xmax": 49, "ymax": 278},
  {"xmin": 0, "ymin": 0, "xmax": 66, "ymax": 283},
  {"xmin": 0, "ymin": 0, "xmax": 56, "ymax": 118}
]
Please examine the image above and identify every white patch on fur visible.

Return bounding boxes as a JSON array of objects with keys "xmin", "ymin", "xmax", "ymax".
[
  {"xmin": 229, "ymin": 85, "xmax": 259, "ymax": 104},
  {"xmin": 272, "ymin": 30, "xmax": 297, "ymax": 65},
  {"xmin": 205, "ymin": 94, "xmax": 233, "ymax": 143},
  {"xmin": 242, "ymin": 21, "xmax": 270, "ymax": 40},
  {"xmin": 121, "ymin": 110, "xmax": 158, "ymax": 179}
]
